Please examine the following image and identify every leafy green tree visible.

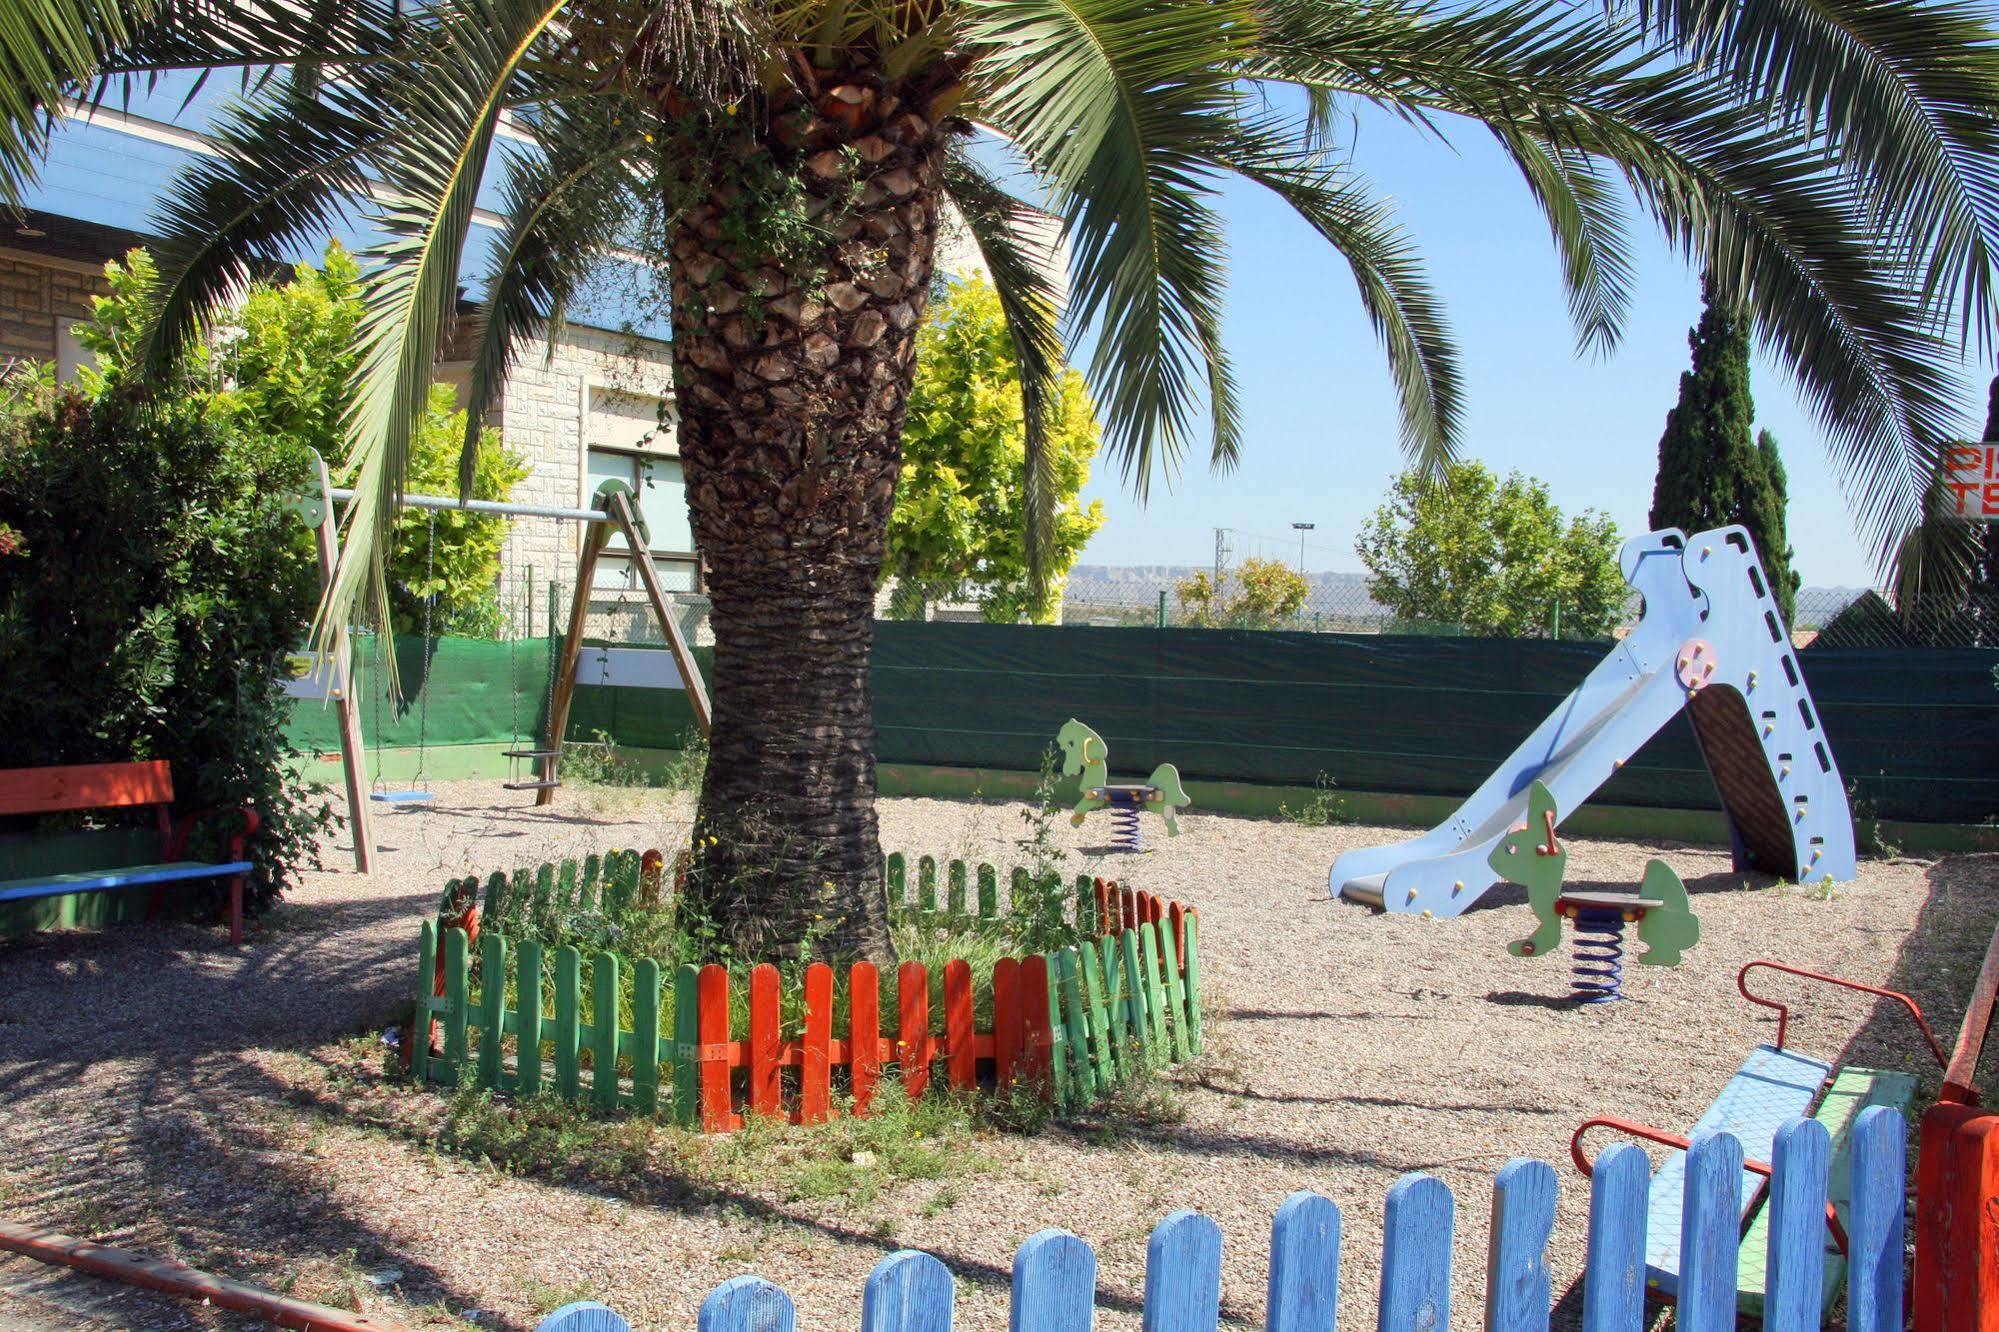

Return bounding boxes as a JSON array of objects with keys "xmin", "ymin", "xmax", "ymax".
[
  {"xmin": 216, "ymin": 245, "xmax": 529, "ymax": 635},
  {"xmin": 74, "ymin": 246, "xmax": 527, "ymax": 635},
  {"xmin": 0, "ymin": 360, "xmax": 331, "ymax": 915},
  {"xmin": 1175, "ymin": 557, "xmax": 1311, "ymax": 629},
  {"xmin": 1358, "ymin": 462, "xmax": 1627, "ymax": 637},
  {"xmin": 1647, "ymin": 279, "xmax": 1799, "ymax": 622},
  {"xmin": 886, "ymin": 276, "xmax": 1105, "ymax": 623},
  {"xmin": 13, "ymin": 0, "xmax": 1999, "ymax": 957}
]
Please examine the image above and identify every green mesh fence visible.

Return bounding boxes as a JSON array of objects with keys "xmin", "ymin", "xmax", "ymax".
[{"xmin": 286, "ymin": 624, "xmax": 1999, "ymax": 824}]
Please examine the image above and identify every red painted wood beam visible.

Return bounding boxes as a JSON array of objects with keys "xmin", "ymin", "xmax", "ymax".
[{"xmin": 0, "ymin": 1221, "xmax": 410, "ymax": 1332}]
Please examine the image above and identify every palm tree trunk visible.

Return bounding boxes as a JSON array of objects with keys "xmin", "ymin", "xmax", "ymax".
[{"xmin": 670, "ymin": 91, "xmax": 943, "ymax": 963}]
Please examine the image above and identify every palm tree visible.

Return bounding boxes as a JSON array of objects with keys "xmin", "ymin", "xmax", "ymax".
[{"xmin": 8, "ymin": 0, "xmax": 1999, "ymax": 958}]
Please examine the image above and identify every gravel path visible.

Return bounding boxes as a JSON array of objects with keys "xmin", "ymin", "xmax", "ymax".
[{"xmin": 0, "ymin": 782, "xmax": 1994, "ymax": 1331}]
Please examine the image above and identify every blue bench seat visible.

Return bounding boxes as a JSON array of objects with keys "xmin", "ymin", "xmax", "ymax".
[
  {"xmin": 1645, "ymin": 1043, "xmax": 1830, "ymax": 1299},
  {"xmin": 0, "ymin": 861, "xmax": 255, "ymax": 904}
]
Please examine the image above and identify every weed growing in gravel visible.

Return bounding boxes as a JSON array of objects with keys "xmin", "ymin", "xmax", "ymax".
[
  {"xmin": 521, "ymin": 1278, "xmax": 602, "ymax": 1316},
  {"xmin": 1279, "ymin": 772, "xmax": 1350, "ymax": 827}
]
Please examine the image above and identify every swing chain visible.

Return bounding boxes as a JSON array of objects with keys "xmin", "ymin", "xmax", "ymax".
[{"xmin": 411, "ymin": 510, "xmax": 436, "ymax": 786}]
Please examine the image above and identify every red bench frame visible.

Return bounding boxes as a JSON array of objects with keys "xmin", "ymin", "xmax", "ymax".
[
  {"xmin": 0, "ymin": 760, "xmax": 258, "ymax": 944},
  {"xmin": 1915, "ymin": 916, "xmax": 1999, "ymax": 1332}
]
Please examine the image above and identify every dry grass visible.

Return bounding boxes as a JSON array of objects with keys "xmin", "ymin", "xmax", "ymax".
[{"xmin": 0, "ymin": 782, "xmax": 1993, "ymax": 1331}]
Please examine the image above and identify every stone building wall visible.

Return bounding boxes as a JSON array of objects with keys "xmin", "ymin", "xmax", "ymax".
[{"xmin": 0, "ymin": 248, "xmax": 107, "ymax": 365}]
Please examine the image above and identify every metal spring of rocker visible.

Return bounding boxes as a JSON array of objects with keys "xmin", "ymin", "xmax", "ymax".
[
  {"xmin": 1111, "ymin": 803, "xmax": 1143, "ymax": 852},
  {"xmin": 1570, "ymin": 905, "xmax": 1625, "ymax": 1003}
]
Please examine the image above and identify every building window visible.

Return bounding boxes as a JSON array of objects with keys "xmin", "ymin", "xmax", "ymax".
[{"xmin": 587, "ymin": 448, "xmax": 700, "ymax": 592}]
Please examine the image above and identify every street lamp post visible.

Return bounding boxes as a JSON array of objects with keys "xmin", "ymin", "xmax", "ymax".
[{"xmin": 1291, "ymin": 522, "xmax": 1316, "ymax": 573}]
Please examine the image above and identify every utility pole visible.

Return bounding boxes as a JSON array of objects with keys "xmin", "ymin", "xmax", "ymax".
[
  {"xmin": 1292, "ymin": 521, "xmax": 1316, "ymax": 573},
  {"xmin": 1213, "ymin": 527, "xmax": 1230, "ymax": 583}
]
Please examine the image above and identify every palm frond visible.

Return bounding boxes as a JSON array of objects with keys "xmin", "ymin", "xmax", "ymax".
[
  {"xmin": 142, "ymin": 83, "xmax": 379, "ymax": 375},
  {"xmin": 0, "ymin": 0, "xmax": 150, "ymax": 204},
  {"xmin": 963, "ymin": 0, "xmax": 1256, "ymax": 492},
  {"xmin": 1630, "ymin": 0, "xmax": 1999, "ymax": 342},
  {"xmin": 1486, "ymin": 125, "xmax": 1635, "ymax": 355},
  {"xmin": 458, "ymin": 106, "xmax": 641, "ymax": 496},
  {"xmin": 941, "ymin": 144, "xmax": 1067, "ymax": 598},
  {"xmin": 324, "ymin": 0, "xmax": 570, "ymax": 648},
  {"xmin": 1222, "ymin": 127, "xmax": 1463, "ymax": 470}
]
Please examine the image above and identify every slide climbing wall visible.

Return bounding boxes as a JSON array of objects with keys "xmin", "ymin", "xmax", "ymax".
[{"xmin": 1332, "ymin": 526, "xmax": 1856, "ymax": 917}]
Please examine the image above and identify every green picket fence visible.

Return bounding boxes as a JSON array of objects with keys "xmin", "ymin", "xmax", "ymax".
[{"xmin": 410, "ymin": 854, "xmax": 1202, "ymax": 1130}]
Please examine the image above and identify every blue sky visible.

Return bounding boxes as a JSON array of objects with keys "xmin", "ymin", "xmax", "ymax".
[{"xmin": 1066, "ymin": 109, "xmax": 1993, "ymax": 590}]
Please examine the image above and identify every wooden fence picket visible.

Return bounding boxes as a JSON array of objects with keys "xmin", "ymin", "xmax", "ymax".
[
  {"xmin": 672, "ymin": 962, "xmax": 700, "ymax": 1126},
  {"xmin": 802, "ymin": 962, "xmax": 833, "ymax": 1124},
  {"xmin": 1379, "ymin": 1174, "xmax": 1454, "ymax": 1332},
  {"xmin": 1011, "ymin": 867, "xmax": 1031, "ymax": 915},
  {"xmin": 546, "ymin": 860, "xmax": 571, "ymax": 933},
  {"xmin": 1159, "ymin": 925, "xmax": 1190, "ymax": 1064},
  {"xmin": 1763, "ymin": 1118, "xmax": 1831, "ymax": 1332},
  {"xmin": 887, "ymin": 852, "xmax": 907, "ymax": 913},
  {"xmin": 948, "ymin": 860, "xmax": 968, "ymax": 923},
  {"xmin": 1267, "ymin": 1192, "xmax": 1341, "ymax": 1332},
  {"xmin": 1119, "ymin": 929, "xmax": 1150, "ymax": 1059},
  {"xmin": 554, "ymin": 945, "xmax": 582, "ymax": 1099},
  {"xmin": 1486, "ymin": 1159, "xmax": 1556, "ymax": 1332},
  {"xmin": 412, "ymin": 921, "xmax": 436, "ymax": 1083},
  {"xmin": 592, "ymin": 951, "xmax": 620, "ymax": 1110},
  {"xmin": 1010, "ymin": 1231, "xmax": 1095, "ymax": 1332},
  {"xmin": 977, "ymin": 864, "xmax": 998, "ymax": 919},
  {"xmin": 862, "ymin": 1251, "xmax": 954, "ymax": 1332},
  {"xmin": 517, "ymin": 938, "xmax": 544, "ymax": 1096},
  {"xmin": 443, "ymin": 927, "xmax": 471, "ymax": 1075},
  {"xmin": 993, "ymin": 957, "xmax": 1022, "ymax": 1091},
  {"xmin": 633, "ymin": 958, "xmax": 661, "ymax": 1115},
  {"xmin": 1055, "ymin": 949, "xmax": 1096, "ymax": 1103},
  {"xmin": 851, "ymin": 961, "xmax": 883, "ymax": 1114},
  {"xmin": 700, "ymin": 1277, "xmax": 795, "ymax": 1332},
  {"xmin": 1144, "ymin": 1211, "xmax": 1222, "ymax": 1332},
  {"xmin": 1021, "ymin": 955, "xmax": 1053, "ymax": 1096},
  {"xmin": 750, "ymin": 963, "xmax": 782, "ymax": 1120},
  {"xmin": 1142, "ymin": 923, "xmax": 1171, "ymax": 1067},
  {"xmin": 918, "ymin": 856, "xmax": 938, "ymax": 915},
  {"xmin": 1579, "ymin": 1143, "xmax": 1648, "ymax": 1332},
  {"xmin": 478, "ymin": 932, "xmax": 506, "ymax": 1088},
  {"xmin": 1847, "ymin": 1105, "xmax": 1905, "ymax": 1332},
  {"xmin": 944, "ymin": 960, "xmax": 976, "ymax": 1092},
  {"xmin": 900, "ymin": 961, "xmax": 931, "ymax": 1099},
  {"xmin": 1079, "ymin": 944, "xmax": 1121, "ymax": 1085},
  {"xmin": 697, "ymin": 963, "xmax": 731, "ymax": 1131},
  {"xmin": 1182, "ymin": 915, "xmax": 1202, "ymax": 1054},
  {"xmin": 538, "ymin": 1302, "xmax": 630, "ymax": 1332},
  {"xmin": 1677, "ymin": 1133, "xmax": 1744, "ymax": 1332},
  {"xmin": 578, "ymin": 853, "xmax": 601, "ymax": 910}
]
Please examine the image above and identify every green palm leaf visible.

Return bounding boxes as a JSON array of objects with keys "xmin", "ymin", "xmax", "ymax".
[
  {"xmin": 964, "ymin": 0, "xmax": 1254, "ymax": 492},
  {"xmin": 458, "ymin": 103, "xmax": 643, "ymax": 494},
  {"xmin": 942, "ymin": 145, "xmax": 1067, "ymax": 595},
  {"xmin": 326, "ymin": 0, "xmax": 571, "ymax": 647}
]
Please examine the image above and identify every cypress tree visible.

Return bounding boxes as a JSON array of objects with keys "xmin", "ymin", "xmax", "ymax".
[{"xmin": 1649, "ymin": 275, "xmax": 1799, "ymax": 623}]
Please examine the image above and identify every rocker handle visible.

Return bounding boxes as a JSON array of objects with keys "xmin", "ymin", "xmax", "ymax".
[
  {"xmin": 1737, "ymin": 960, "xmax": 1948, "ymax": 1070},
  {"xmin": 1569, "ymin": 1115, "xmax": 1848, "ymax": 1256}
]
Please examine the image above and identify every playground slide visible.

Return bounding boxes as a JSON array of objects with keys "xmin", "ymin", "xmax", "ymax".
[{"xmin": 1332, "ymin": 526, "xmax": 1857, "ymax": 917}]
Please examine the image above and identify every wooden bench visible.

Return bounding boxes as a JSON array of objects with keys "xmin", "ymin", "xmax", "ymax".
[
  {"xmin": 0, "ymin": 761, "xmax": 257, "ymax": 944},
  {"xmin": 1572, "ymin": 960, "xmax": 1932, "ymax": 1315}
]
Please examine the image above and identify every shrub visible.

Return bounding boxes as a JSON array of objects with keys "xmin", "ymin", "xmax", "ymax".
[{"xmin": 0, "ymin": 361, "xmax": 330, "ymax": 912}]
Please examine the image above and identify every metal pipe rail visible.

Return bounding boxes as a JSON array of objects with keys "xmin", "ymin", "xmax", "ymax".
[
  {"xmin": 1737, "ymin": 960, "xmax": 1950, "ymax": 1070},
  {"xmin": 328, "ymin": 486, "xmax": 611, "ymax": 524}
]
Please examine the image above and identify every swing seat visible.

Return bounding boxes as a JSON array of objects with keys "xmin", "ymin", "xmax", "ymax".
[
  {"xmin": 501, "ymin": 749, "xmax": 561, "ymax": 760},
  {"xmin": 370, "ymin": 790, "xmax": 435, "ymax": 805},
  {"xmin": 500, "ymin": 779, "xmax": 561, "ymax": 792}
]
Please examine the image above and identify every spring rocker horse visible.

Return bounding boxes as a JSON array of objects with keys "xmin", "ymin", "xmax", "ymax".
[
  {"xmin": 1056, "ymin": 719, "xmax": 1191, "ymax": 852},
  {"xmin": 1490, "ymin": 780, "xmax": 1701, "ymax": 1003}
]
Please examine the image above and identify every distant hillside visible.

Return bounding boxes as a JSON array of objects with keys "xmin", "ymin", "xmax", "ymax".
[{"xmin": 1060, "ymin": 564, "xmax": 1875, "ymax": 631}]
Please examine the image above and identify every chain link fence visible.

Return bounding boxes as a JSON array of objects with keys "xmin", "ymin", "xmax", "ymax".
[{"xmin": 486, "ymin": 566, "xmax": 1999, "ymax": 652}]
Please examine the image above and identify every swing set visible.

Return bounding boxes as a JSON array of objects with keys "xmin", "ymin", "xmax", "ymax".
[{"xmin": 290, "ymin": 461, "xmax": 711, "ymax": 872}]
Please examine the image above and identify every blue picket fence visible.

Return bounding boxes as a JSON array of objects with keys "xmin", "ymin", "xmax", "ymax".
[{"xmin": 536, "ymin": 1113, "xmax": 1906, "ymax": 1332}]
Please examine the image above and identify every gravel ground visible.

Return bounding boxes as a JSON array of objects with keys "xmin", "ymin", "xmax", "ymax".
[{"xmin": 1, "ymin": 782, "xmax": 1994, "ymax": 1332}]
